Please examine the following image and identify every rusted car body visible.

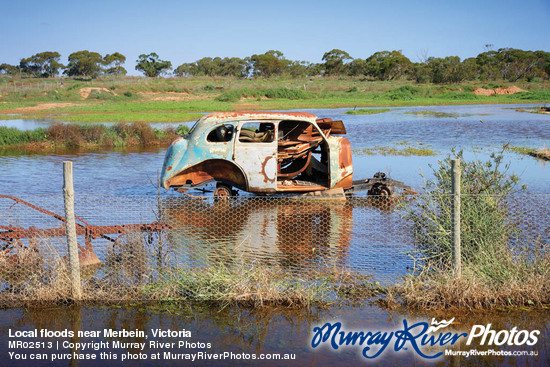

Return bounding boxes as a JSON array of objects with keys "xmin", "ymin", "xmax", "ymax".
[
  {"xmin": 161, "ymin": 111, "xmax": 354, "ymax": 196},
  {"xmin": 161, "ymin": 111, "xmax": 409, "ymax": 197}
]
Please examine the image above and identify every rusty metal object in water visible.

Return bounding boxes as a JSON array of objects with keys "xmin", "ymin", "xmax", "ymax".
[
  {"xmin": 160, "ymin": 111, "xmax": 413, "ymax": 200},
  {"xmin": 0, "ymin": 195, "xmax": 170, "ymax": 267}
]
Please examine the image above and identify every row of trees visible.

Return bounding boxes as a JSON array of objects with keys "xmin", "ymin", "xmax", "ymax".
[
  {"xmin": 2, "ymin": 48, "xmax": 549, "ymax": 83},
  {"xmin": 0, "ymin": 51, "xmax": 171, "ymax": 79}
]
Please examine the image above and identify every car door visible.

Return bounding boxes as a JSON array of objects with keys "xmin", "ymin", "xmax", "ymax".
[{"xmin": 233, "ymin": 121, "xmax": 277, "ymax": 193}]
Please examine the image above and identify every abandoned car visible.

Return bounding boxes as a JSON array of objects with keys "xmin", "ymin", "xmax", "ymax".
[{"xmin": 160, "ymin": 111, "xmax": 408, "ymax": 198}]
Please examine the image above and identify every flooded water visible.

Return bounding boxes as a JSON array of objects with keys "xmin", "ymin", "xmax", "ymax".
[
  {"xmin": 0, "ymin": 304, "xmax": 547, "ymax": 366},
  {"xmin": 2, "ymin": 104, "xmax": 549, "ymax": 196},
  {"xmin": 1, "ymin": 104, "xmax": 549, "ymax": 366}
]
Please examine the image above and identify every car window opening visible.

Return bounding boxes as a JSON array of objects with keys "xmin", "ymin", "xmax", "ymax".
[
  {"xmin": 207, "ymin": 124, "xmax": 234, "ymax": 142},
  {"xmin": 238, "ymin": 122, "xmax": 275, "ymax": 143}
]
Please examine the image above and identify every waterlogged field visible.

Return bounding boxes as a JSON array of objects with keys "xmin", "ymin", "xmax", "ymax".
[{"xmin": 0, "ymin": 104, "xmax": 549, "ymax": 366}]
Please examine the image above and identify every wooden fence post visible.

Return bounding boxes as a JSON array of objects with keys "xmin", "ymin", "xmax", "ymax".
[
  {"xmin": 451, "ymin": 159, "xmax": 462, "ymax": 277},
  {"xmin": 63, "ymin": 161, "xmax": 82, "ymax": 301}
]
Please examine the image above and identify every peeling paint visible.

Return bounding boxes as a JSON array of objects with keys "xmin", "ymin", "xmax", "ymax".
[{"xmin": 161, "ymin": 111, "xmax": 354, "ymax": 194}]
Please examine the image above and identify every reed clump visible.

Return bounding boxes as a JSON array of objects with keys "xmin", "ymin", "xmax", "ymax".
[
  {"xmin": 0, "ymin": 122, "xmax": 189, "ymax": 148},
  {"xmin": 400, "ymin": 150, "xmax": 550, "ymax": 309},
  {"xmin": 529, "ymin": 147, "xmax": 550, "ymax": 161},
  {"xmin": 0, "ymin": 245, "xmax": 73, "ymax": 307},
  {"xmin": 142, "ymin": 264, "xmax": 383, "ymax": 309}
]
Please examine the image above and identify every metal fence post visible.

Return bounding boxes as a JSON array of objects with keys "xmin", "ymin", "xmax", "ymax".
[
  {"xmin": 451, "ymin": 159, "xmax": 461, "ymax": 277},
  {"xmin": 63, "ymin": 161, "xmax": 82, "ymax": 301}
]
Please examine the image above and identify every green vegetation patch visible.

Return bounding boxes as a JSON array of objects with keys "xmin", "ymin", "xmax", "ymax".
[
  {"xmin": 215, "ymin": 87, "xmax": 309, "ymax": 103},
  {"xmin": 404, "ymin": 110, "xmax": 459, "ymax": 118},
  {"xmin": 142, "ymin": 264, "xmax": 384, "ymax": 308},
  {"xmin": 345, "ymin": 108, "xmax": 392, "ymax": 115},
  {"xmin": 504, "ymin": 145, "xmax": 535, "ymax": 155},
  {"xmin": 515, "ymin": 106, "xmax": 550, "ymax": 115},
  {"xmin": 354, "ymin": 142, "xmax": 436, "ymax": 156},
  {"xmin": 0, "ymin": 126, "xmax": 47, "ymax": 145},
  {"xmin": 41, "ymin": 112, "xmax": 203, "ymax": 123},
  {"xmin": 0, "ymin": 122, "xmax": 189, "ymax": 148},
  {"xmin": 398, "ymin": 150, "xmax": 550, "ymax": 309}
]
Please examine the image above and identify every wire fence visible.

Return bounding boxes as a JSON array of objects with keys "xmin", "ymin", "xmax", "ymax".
[
  {"xmin": 0, "ymin": 192, "xmax": 549, "ymax": 306},
  {"xmin": 0, "ymin": 81, "xmax": 62, "ymax": 94}
]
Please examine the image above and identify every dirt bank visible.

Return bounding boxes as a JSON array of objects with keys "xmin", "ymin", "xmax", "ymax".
[
  {"xmin": 79, "ymin": 87, "xmax": 116, "ymax": 99},
  {"xmin": 0, "ymin": 102, "xmax": 79, "ymax": 113},
  {"xmin": 473, "ymin": 86, "xmax": 527, "ymax": 96}
]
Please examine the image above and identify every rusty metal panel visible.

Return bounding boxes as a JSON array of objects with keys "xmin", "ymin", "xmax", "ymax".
[
  {"xmin": 233, "ymin": 123, "xmax": 277, "ymax": 192},
  {"xmin": 0, "ymin": 195, "xmax": 169, "ymax": 267},
  {"xmin": 161, "ymin": 111, "xmax": 359, "ymax": 195},
  {"xmin": 201, "ymin": 111, "xmax": 318, "ymax": 125},
  {"xmin": 167, "ymin": 160, "xmax": 247, "ymax": 189},
  {"xmin": 161, "ymin": 122, "xmax": 236, "ymax": 189},
  {"xmin": 327, "ymin": 137, "xmax": 353, "ymax": 189}
]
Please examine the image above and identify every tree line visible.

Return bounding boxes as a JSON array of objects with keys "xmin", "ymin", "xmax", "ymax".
[{"xmin": 1, "ymin": 48, "xmax": 549, "ymax": 83}]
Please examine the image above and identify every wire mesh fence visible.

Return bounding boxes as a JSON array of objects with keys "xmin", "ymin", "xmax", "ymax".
[{"xmin": 0, "ymin": 192, "xmax": 548, "ymax": 306}]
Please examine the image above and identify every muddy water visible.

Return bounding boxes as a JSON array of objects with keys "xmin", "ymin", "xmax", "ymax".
[{"xmin": 1, "ymin": 104, "xmax": 549, "ymax": 366}]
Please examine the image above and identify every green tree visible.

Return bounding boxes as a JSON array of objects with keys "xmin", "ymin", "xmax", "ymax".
[
  {"xmin": 220, "ymin": 57, "xmax": 248, "ymax": 77},
  {"xmin": 347, "ymin": 58, "xmax": 368, "ymax": 76},
  {"xmin": 103, "ymin": 52, "xmax": 127, "ymax": 76},
  {"xmin": 413, "ymin": 62, "xmax": 431, "ymax": 83},
  {"xmin": 19, "ymin": 51, "xmax": 63, "ymax": 77},
  {"xmin": 174, "ymin": 62, "xmax": 196, "ymax": 77},
  {"xmin": 250, "ymin": 50, "xmax": 288, "ymax": 77},
  {"xmin": 135, "ymin": 53, "xmax": 172, "ymax": 77},
  {"xmin": 428, "ymin": 56, "xmax": 468, "ymax": 83},
  {"xmin": 365, "ymin": 50, "xmax": 412, "ymax": 80},
  {"xmin": 0, "ymin": 63, "xmax": 19, "ymax": 75},
  {"xmin": 65, "ymin": 50, "xmax": 104, "ymax": 78},
  {"xmin": 321, "ymin": 49, "xmax": 352, "ymax": 76},
  {"xmin": 476, "ymin": 50, "xmax": 501, "ymax": 81},
  {"xmin": 285, "ymin": 60, "xmax": 312, "ymax": 78},
  {"xmin": 534, "ymin": 50, "xmax": 550, "ymax": 80},
  {"xmin": 498, "ymin": 48, "xmax": 538, "ymax": 82}
]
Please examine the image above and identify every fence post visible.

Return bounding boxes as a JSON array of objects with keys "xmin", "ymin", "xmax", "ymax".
[
  {"xmin": 451, "ymin": 159, "xmax": 461, "ymax": 277},
  {"xmin": 63, "ymin": 161, "xmax": 82, "ymax": 301}
]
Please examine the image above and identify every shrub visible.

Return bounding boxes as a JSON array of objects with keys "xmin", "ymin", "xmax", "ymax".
[
  {"xmin": 215, "ymin": 87, "xmax": 308, "ymax": 102},
  {"xmin": 176, "ymin": 125, "xmax": 190, "ymax": 136},
  {"xmin": 406, "ymin": 149, "xmax": 523, "ymax": 271},
  {"xmin": 385, "ymin": 85, "xmax": 419, "ymax": 100},
  {"xmin": 46, "ymin": 123, "xmax": 85, "ymax": 147},
  {"xmin": 261, "ymin": 87, "xmax": 308, "ymax": 99},
  {"xmin": 0, "ymin": 127, "xmax": 47, "ymax": 146}
]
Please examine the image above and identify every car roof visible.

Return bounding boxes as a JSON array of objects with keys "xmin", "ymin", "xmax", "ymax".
[{"xmin": 199, "ymin": 111, "xmax": 319, "ymax": 125}]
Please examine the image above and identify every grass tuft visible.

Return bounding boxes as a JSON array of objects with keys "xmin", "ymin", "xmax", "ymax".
[{"xmin": 345, "ymin": 108, "xmax": 391, "ymax": 115}]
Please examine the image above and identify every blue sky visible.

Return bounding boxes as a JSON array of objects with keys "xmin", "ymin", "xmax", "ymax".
[{"xmin": 1, "ymin": 0, "xmax": 549, "ymax": 75}]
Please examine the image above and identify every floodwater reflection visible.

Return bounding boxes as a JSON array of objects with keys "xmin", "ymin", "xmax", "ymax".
[
  {"xmin": 0, "ymin": 304, "xmax": 548, "ymax": 366},
  {"xmin": 159, "ymin": 195, "xmax": 414, "ymax": 284},
  {"xmin": 161, "ymin": 197, "xmax": 356, "ymax": 271}
]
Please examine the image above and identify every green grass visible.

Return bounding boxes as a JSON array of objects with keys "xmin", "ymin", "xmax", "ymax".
[
  {"xmin": 140, "ymin": 263, "xmax": 384, "ymax": 309},
  {"xmin": 40, "ymin": 112, "xmax": 202, "ymax": 123},
  {"xmin": 0, "ymin": 122, "xmax": 189, "ymax": 148},
  {"xmin": 505, "ymin": 145, "xmax": 535, "ymax": 155},
  {"xmin": 354, "ymin": 143, "xmax": 436, "ymax": 156},
  {"xmin": 1, "ymin": 76, "xmax": 549, "ymax": 123},
  {"xmin": 345, "ymin": 108, "xmax": 392, "ymax": 115},
  {"xmin": 404, "ymin": 110, "xmax": 459, "ymax": 118},
  {"xmin": 396, "ymin": 151, "xmax": 550, "ymax": 310},
  {"xmin": 0, "ymin": 126, "xmax": 47, "ymax": 145}
]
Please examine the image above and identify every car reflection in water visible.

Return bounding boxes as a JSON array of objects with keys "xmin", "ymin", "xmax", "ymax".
[{"xmin": 160, "ymin": 196, "xmax": 356, "ymax": 272}]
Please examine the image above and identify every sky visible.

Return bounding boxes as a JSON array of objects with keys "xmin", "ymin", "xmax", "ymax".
[{"xmin": 1, "ymin": 0, "xmax": 549, "ymax": 75}]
